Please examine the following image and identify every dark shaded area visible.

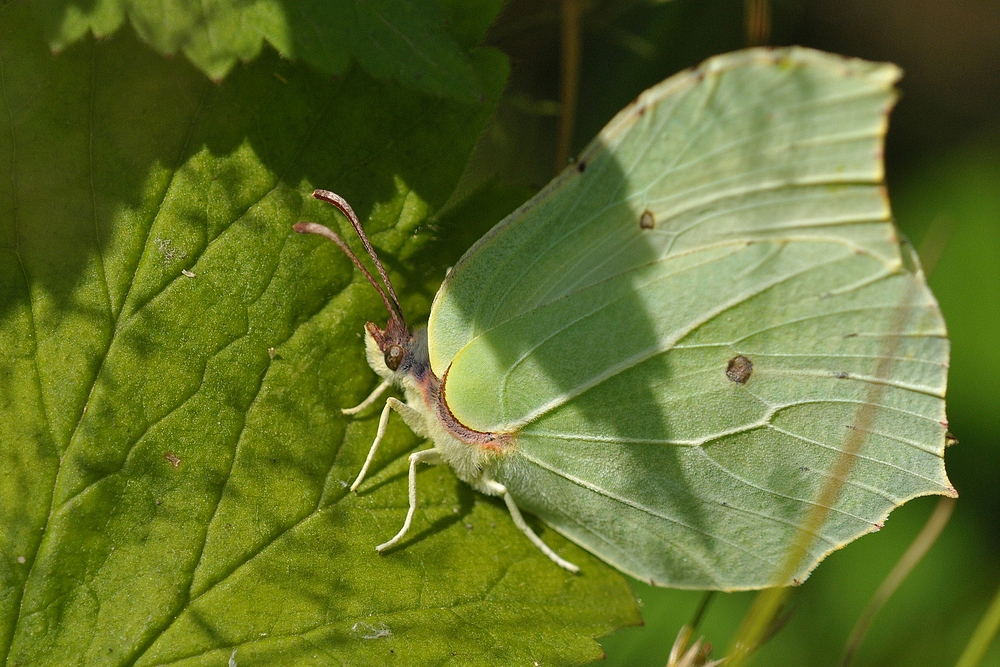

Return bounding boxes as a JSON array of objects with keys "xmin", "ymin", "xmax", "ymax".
[
  {"xmin": 484, "ymin": 0, "xmax": 1000, "ymax": 192},
  {"xmin": 30, "ymin": 0, "xmax": 487, "ymax": 99},
  {"xmin": 0, "ymin": 9, "xmax": 498, "ymax": 322}
]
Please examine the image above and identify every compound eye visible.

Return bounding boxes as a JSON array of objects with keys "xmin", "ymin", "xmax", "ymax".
[{"xmin": 384, "ymin": 344, "xmax": 405, "ymax": 371}]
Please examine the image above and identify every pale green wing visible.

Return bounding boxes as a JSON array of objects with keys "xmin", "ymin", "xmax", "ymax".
[{"xmin": 428, "ymin": 48, "xmax": 952, "ymax": 589}]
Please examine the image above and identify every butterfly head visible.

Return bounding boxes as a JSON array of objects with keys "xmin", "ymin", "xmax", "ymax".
[{"xmin": 365, "ymin": 317, "xmax": 412, "ymax": 376}]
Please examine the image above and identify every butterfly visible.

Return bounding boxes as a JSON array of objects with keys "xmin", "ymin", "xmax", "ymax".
[{"xmin": 294, "ymin": 47, "xmax": 954, "ymax": 590}]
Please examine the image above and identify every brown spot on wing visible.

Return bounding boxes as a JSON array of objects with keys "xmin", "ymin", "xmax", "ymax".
[
  {"xmin": 726, "ymin": 355, "xmax": 753, "ymax": 384},
  {"xmin": 639, "ymin": 210, "xmax": 655, "ymax": 229}
]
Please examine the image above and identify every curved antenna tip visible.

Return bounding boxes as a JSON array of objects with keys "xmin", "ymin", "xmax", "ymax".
[
  {"xmin": 293, "ymin": 221, "xmax": 319, "ymax": 234},
  {"xmin": 312, "ymin": 189, "xmax": 336, "ymax": 202},
  {"xmin": 304, "ymin": 190, "xmax": 407, "ymax": 325}
]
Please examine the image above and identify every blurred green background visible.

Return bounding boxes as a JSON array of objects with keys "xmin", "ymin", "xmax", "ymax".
[{"xmin": 470, "ymin": 1, "xmax": 1000, "ymax": 665}]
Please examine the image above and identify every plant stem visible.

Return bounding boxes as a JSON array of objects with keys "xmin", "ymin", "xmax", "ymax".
[
  {"xmin": 556, "ymin": 0, "xmax": 581, "ymax": 173},
  {"xmin": 744, "ymin": 0, "xmax": 771, "ymax": 46},
  {"xmin": 955, "ymin": 578, "xmax": 1000, "ymax": 667},
  {"xmin": 841, "ymin": 497, "xmax": 956, "ymax": 666},
  {"xmin": 727, "ymin": 273, "xmax": 928, "ymax": 666},
  {"xmin": 690, "ymin": 591, "xmax": 716, "ymax": 633}
]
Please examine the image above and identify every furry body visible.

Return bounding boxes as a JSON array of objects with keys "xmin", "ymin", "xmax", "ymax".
[{"xmin": 362, "ymin": 327, "xmax": 503, "ymax": 495}]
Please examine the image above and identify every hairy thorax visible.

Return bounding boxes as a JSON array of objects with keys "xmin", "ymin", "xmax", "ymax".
[{"xmin": 363, "ymin": 328, "xmax": 513, "ymax": 496}]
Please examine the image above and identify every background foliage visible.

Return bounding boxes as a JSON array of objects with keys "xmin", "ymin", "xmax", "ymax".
[{"xmin": 1, "ymin": 0, "xmax": 998, "ymax": 665}]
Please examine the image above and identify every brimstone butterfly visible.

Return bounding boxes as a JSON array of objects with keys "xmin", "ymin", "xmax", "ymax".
[{"xmin": 294, "ymin": 47, "xmax": 954, "ymax": 590}]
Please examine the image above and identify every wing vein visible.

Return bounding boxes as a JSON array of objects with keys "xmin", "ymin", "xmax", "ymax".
[
  {"xmin": 506, "ymin": 252, "xmax": 854, "ymax": 429},
  {"xmin": 518, "ymin": 451, "xmax": 776, "ymax": 570}
]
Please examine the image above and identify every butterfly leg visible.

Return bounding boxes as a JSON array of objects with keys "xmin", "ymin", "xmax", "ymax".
[
  {"xmin": 483, "ymin": 479, "xmax": 580, "ymax": 573},
  {"xmin": 351, "ymin": 396, "xmax": 422, "ymax": 491},
  {"xmin": 342, "ymin": 379, "xmax": 391, "ymax": 415},
  {"xmin": 376, "ymin": 448, "xmax": 442, "ymax": 552}
]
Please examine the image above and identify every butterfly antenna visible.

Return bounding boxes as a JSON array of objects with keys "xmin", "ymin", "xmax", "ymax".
[
  {"xmin": 293, "ymin": 220, "xmax": 402, "ymax": 325},
  {"xmin": 310, "ymin": 189, "xmax": 406, "ymax": 324}
]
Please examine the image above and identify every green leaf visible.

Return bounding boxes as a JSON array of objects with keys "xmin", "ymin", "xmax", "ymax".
[
  {"xmin": 30, "ymin": 0, "xmax": 498, "ymax": 100},
  {"xmin": 0, "ymin": 2, "xmax": 639, "ymax": 664}
]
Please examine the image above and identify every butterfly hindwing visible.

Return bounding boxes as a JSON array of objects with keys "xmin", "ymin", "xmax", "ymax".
[{"xmin": 428, "ymin": 48, "xmax": 952, "ymax": 588}]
